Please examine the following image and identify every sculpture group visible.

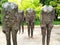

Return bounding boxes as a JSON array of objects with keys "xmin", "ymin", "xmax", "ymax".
[{"xmin": 2, "ymin": 2, "xmax": 55, "ymax": 45}]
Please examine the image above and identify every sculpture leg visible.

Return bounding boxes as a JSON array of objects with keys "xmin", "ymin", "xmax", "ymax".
[
  {"xmin": 22, "ymin": 21, "xmax": 24, "ymax": 34},
  {"xmin": 47, "ymin": 30, "xmax": 51, "ymax": 45},
  {"xmin": 12, "ymin": 30, "xmax": 17, "ymax": 45},
  {"xmin": 31, "ymin": 22, "xmax": 34, "ymax": 38},
  {"xmin": 27, "ymin": 23, "xmax": 30, "ymax": 37},
  {"xmin": 47, "ymin": 24, "xmax": 53, "ymax": 45},
  {"xmin": 19, "ymin": 22, "xmax": 21, "ymax": 34},
  {"xmin": 41, "ymin": 27, "xmax": 46, "ymax": 45},
  {"xmin": 6, "ymin": 29, "xmax": 11, "ymax": 45}
]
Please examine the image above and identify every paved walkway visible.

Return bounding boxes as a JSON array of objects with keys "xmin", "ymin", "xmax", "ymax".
[{"xmin": 0, "ymin": 26, "xmax": 60, "ymax": 45}]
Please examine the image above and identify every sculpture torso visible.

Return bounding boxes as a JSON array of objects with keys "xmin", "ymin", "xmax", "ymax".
[
  {"xmin": 26, "ymin": 8, "xmax": 35, "ymax": 22},
  {"xmin": 2, "ymin": 2, "xmax": 18, "ymax": 27},
  {"xmin": 18, "ymin": 10, "xmax": 24, "ymax": 20},
  {"xmin": 41, "ymin": 5, "xmax": 54, "ymax": 24}
]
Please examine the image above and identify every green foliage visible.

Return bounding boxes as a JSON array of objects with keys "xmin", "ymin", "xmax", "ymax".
[
  {"xmin": 0, "ymin": 0, "xmax": 60, "ymax": 25},
  {"xmin": 0, "ymin": 0, "xmax": 8, "ymax": 24},
  {"xmin": 40, "ymin": 0, "xmax": 60, "ymax": 16},
  {"xmin": 56, "ymin": 4, "xmax": 60, "ymax": 15},
  {"xmin": 0, "ymin": 0, "xmax": 8, "ymax": 13},
  {"xmin": 17, "ymin": 0, "xmax": 42, "ymax": 20},
  {"xmin": 0, "ymin": 14, "xmax": 2, "ymax": 24},
  {"xmin": 50, "ymin": 0, "xmax": 60, "ymax": 16},
  {"xmin": 50, "ymin": 1, "xmax": 56, "ymax": 6}
]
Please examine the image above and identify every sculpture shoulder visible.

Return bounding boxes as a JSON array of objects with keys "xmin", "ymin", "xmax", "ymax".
[
  {"xmin": 48, "ymin": 6, "xmax": 54, "ymax": 12},
  {"xmin": 41, "ymin": 5, "xmax": 47, "ymax": 10},
  {"xmin": 2, "ymin": 2, "xmax": 18, "ymax": 10},
  {"xmin": 18, "ymin": 10, "xmax": 24, "ymax": 13},
  {"xmin": 26, "ymin": 8, "xmax": 34, "ymax": 13},
  {"xmin": 41, "ymin": 5, "xmax": 54, "ymax": 12},
  {"xmin": 41, "ymin": 5, "xmax": 48, "ymax": 12}
]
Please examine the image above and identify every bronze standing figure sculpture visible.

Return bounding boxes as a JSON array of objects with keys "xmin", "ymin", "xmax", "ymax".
[
  {"xmin": 18, "ymin": 10, "xmax": 24, "ymax": 34},
  {"xmin": 40, "ymin": 5, "xmax": 55, "ymax": 45},
  {"xmin": 26, "ymin": 8, "xmax": 35, "ymax": 38},
  {"xmin": 2, "ymin": 2, "xmax": 19, "ymax": 45}
]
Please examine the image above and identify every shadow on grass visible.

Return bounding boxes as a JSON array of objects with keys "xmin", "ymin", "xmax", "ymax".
[
  {"xmin": 54, "ymin": 18, "xmax": 60, "ymax": 21},
  {"xmin": 54, "ymin": 19, "xmax": 60, "ymax": 25}
]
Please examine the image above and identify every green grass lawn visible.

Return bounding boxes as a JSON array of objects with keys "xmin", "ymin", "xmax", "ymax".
[
  {"xmin": 0, "ymin": 19, "xmax": 60, "ymax": 25},
  {"xmin": 35, "ymin": 19, "xmax": 60, "ymax": 25},
  {"xmin": 24, "ymin": 19, "xmax": 60, "ymax": 25},
  {"xmin": 53, "ymin": 21, "xmax": 60, "ymax": 25}
]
